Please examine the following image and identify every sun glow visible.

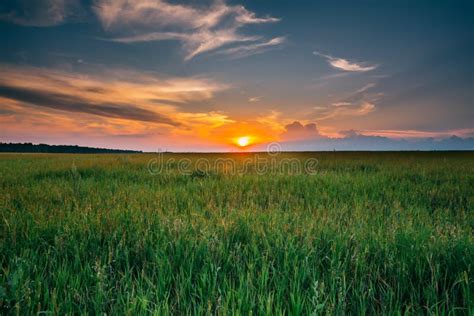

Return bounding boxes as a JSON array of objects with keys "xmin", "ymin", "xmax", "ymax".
[{"xmin": 236, "ymin": 136, "xmax": 251, "ymax": 147}]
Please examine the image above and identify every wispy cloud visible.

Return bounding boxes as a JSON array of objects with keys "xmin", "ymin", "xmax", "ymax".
[
  {"xmin": 328, "ymin": 82, "xmax": 381, "ymax": 115},
  {"xmin": 111, "ymin": 30, "xmax": 261, "ymax": 61},
  {"xmin": 248, "ymin": 96, "xmax": 261, "ymax": 102},
  {"xmin": 314, "ymin": 101, "xmax": 376, "ymax": 120},
  {"xmin": 355, "ymin": 83, "xmax": 376, "ymax": 93},
  {"xmin": 217, "ymin": 37, "xmax": 286, "ymax": 59},
  {"xmin": 96, "ymin": 0, "xmax": 283, "ymax": 60},
  {"xmin": 313, "ymin": 51, "xmax": 378, "ymax": 72},
  {"xmin": 351, "ymin": 128, "xmax": 474, "ymax": 139},
  {"xmin": 331, "ymin": 102, "xmax": 352, "ymax": 107},
  {"xmin": 94, "ymin": 0, "xmax": 279, "ymax": 30}
]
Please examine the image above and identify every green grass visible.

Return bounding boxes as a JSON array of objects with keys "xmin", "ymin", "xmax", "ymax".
[{"xmin": 0, "ymin": 152, "xmax": 473, "ymax": 314}]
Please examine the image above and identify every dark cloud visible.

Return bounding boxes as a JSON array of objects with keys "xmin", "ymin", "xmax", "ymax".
[
  {"xmin": 283, "ymin": 121, "xmax": 320, "ymax": 140},
  {"xmin": 285, "ymin": 121, "xmax": 318, "ymax": 133},
  {"xmin": 83, "ymin": 87, "xmax": 107, "ymax": 94},
  {"xmin": 0, "ymin": 0, "xmax": 82, "ymax": 26},
  {"xmin": 0, "ymin": 107, "xmax": 16, "ymax": 116},
  {"xmin": 0, "ymin": 84, "xmax": 179, "ymax": 126}
]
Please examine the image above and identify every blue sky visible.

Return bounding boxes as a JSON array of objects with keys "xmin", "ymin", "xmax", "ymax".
[{"xmin": 0, "ymin": 0, "xmax": 473, "ymax": 151}]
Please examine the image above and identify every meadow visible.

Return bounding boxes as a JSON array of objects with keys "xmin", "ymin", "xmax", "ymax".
[{"xmin": 0, "ymin": 152, "xmax": 472, "ymax": 314}]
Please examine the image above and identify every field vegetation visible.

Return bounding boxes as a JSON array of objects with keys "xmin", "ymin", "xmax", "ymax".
[{"xmin": 0, "ymin": 152, "xmax": 473, "ymax": 314}]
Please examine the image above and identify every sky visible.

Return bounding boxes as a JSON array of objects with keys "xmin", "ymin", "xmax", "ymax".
[{"xmin": 0, "ymin": 0, "xmax": 473, "ymax": 151}]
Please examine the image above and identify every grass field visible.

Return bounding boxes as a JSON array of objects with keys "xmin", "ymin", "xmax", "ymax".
[{"xmin": 0, "ymin": 152, "xmax": 473, "ymax": 314}]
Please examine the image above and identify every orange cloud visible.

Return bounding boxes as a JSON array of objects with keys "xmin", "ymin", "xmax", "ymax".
[
  {"xmin": 0, "ymin": 64, "xmax": 291, "ymax": 150},
  {"xmin": 0, "ymin": 65, "xmax": 237, "ymax": 146}
]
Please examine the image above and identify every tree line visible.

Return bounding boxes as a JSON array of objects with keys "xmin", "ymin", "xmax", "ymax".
[{"xmin": 0, "ymin": 143, "xmax": 142, "ymax": 153}]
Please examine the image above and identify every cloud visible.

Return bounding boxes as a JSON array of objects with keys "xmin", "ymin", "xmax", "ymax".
[
  {"xmin": 339, "ymin": 129, "xmax": 360, "ymax": 138},
  {"xmin": 0, "ymin": 64, "xmax": 227, "ymax": 128},
  {"xmin": 322, "ymin": 81, "xmax": 381, "ymax": 119},
  {"xmin": 313, "ymin": 51, "xmax": 378, "ymax": 72},
  {"xmin": 217, "ymin": 37, "xmax": 286, "ymax": 59},
  {"xmin": 111, "ymin": 29, "xmax": 260, "ymax": 61},
  {"xmin": 0, "ymin": 106, "xmax": 16, "ymax": 116},
  {"xmin": 248, "ymin": 96, "xmax": 261, "ymax": 102},
  {"xmin": 314, "ymin": 101, "xmax": 376, "ymax": 121},
  {"xmin": 269, "ymin": 129, "xmax": 474, "ymax": 151},
  {"xmin": 347, "ymin": 128, "xmax": 474, "ymax": 139},
  {"xmin": 0, "ymin": 0, "xmax": 82, "ymax": 26},
  {"xmin": 94, "ymin": 0, "xmax": 279, "ymax": 30},
  {"xmin": 289, "ymin": 136, "xmax": 474, "ymax": 151},
  {"xmin": 282, "ymin": 121, "xmax": 320, "ymax": 140},
  {"xmin": 0, "ymin": 64, "xmax": 243, "ymax": 150},
  {"xmin": 0, "ymin": 84, "xmax": 178, "ymax": 125},
  {"xmin": 355, "ymin": 83, "xmax": 376, "ymax": 93},
  {"xmin": 331, "ymin": 102, "xmax": 352, "ymax": 107},
  {"xmin": 96, "ymin": 0, "xmax": 283, "ymax": 60}
]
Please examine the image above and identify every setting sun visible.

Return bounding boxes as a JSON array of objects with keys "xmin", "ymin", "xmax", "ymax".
[{"xmin": 236, "ymin": 136, "xmax": 251, "ymax": 147}]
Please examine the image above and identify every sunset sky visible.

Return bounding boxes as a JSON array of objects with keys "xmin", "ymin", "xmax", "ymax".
[{"xmin": 1, "ymin": 0, "xmax": 473, "ymax": 151}]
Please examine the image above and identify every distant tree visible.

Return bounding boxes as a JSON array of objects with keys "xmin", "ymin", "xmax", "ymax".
[{"xmin": 0, "ymin": 143, "xmax": 142, "ymax": 153}]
